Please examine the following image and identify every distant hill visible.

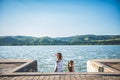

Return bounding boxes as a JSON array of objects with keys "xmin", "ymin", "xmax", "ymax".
[{"xmin": 0, "ymin": 35, "xmax": 120, "ymax": 45}]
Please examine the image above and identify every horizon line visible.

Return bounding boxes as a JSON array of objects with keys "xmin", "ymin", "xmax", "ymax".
[{"xmin": 0, "ymin": 34, "xmax": 120, "ymax": 38}]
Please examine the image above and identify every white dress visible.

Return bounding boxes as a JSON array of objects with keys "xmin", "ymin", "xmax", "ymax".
[{"xmin": 54, "ymin": 60, "xmax": 63, "ymax": 72}]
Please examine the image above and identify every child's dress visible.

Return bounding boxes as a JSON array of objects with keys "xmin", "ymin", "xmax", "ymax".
[{"xmin": 54, "ymin": 60, "xmax": 63, "ymax": 72}]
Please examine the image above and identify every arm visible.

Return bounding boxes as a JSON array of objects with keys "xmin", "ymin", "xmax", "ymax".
[
  {"xmin": 67, "ymin": 62, "xmax": 70, "ymax": 72},
  {"xmin": 54, "ymin": 67, "xmax": 57, "ymax": 72},
  {"xmin": 54, "ymin": 61, "xmax": 57, "ymax": 72}
]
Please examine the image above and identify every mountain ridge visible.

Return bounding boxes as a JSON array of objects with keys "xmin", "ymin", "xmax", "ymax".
[{"xmin": 0, "ymin": 35, "xmax": 120, "ymax": 45}]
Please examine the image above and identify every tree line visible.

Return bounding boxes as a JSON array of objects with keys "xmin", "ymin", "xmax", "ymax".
[{"xmin": 0, "ymin": 35, "xmax": 120, "ymax": 45}]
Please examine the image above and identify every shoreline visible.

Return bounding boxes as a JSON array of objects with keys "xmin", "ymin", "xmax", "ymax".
[{"xmin": 0, "ymin": 45, "xmax": 120, "ymax": 46}]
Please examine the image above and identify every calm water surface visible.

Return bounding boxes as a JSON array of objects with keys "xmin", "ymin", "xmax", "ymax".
[{"xmin": 0, "ymin": 45, "xmax": 120, "ymax": 72}]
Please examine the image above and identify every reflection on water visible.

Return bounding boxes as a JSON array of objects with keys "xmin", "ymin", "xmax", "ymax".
[{"xmin": 0, "ymin": 45, "xmax": 120, "ymax": 72}]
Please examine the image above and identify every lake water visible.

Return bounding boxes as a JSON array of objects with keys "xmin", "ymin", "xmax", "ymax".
[{"xmin": 0, "ymin": 45, "xmax": 120, "ymax": 72}]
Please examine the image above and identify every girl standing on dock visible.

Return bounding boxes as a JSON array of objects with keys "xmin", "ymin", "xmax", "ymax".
[
  {"xmin": 54, "ymin": 53, "xmax": 63, "ymax": 72},
  {"xmin": 68, "ymin": 60, "xmax": 74, "ymax": 72}
]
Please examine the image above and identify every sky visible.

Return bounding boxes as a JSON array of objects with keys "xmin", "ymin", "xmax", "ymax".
[{"xmin": 0, "ymin": 0, "xmax": 120, "ymax": 37}]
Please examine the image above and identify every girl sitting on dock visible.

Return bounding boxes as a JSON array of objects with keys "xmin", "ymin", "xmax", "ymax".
[
  {"xmin": 54, "ymin": 53, "xmax": 63, "ymax": 72},
  {"xmin": 68, "ymin": 60, "xmax": 74, "ymax": 72}
]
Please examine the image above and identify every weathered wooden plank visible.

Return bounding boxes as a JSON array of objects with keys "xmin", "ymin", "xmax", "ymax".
[
  {"xmin": 0, "ymin": 77, "xmax": 7, "ymax": 80},
  {"xmin": 93, "ymin": 75, "xmax": 103, "ymax": 80},
  {"xmin": 0, "ymin": 77, "xmax": 3, "ymax": 79},
  {"xmin": 101, "ymin": 76, "xmax": 107, "ymax": 80},
  {"xmin": 10, "ymin": 76, "xmax": 20, "ymax": 80},
  {"xmin": 33, "ymin": 76, "xmax": 40, "ymax": 80},
  {"xmin": 59, "ymin": 75, "xmax": 61, "ymax": 80},
  {"xmin": 71, "ymin": 74, "xmax": 77, "ymax": 80},
  {"xmin": 85, "ymin": 75, "xmax": 93, "ymax": 80},
  {"xmin": 43, "ymin": 76, "xmax": 49, "ymax": 80},
  {"xmin": 0, "ymin": 77, "xmax": 12, "ymax": 80},
  {"xmin": 0, "ymin": 74, "xmax": 120, "ymax": 80},
  {"xmin": 11, "ymin": 76, "xmax": 25, "ymax": 80},
  {"xmin": 20, "ymin": 76, "xmax": 29, "ymax": 80},
  {"xmin": 65, "ymin": 75, "xmax": 70, "ymax": 80},
  {"xmin": 59, "ymin": 74, "xmax": 66, "ymax": 80},
  {"xmin": 79, "ymin": 75, "xmax": 87, "ymax": 80},
  {"xmin": 104, "ymin": 76, "xmax": 113, "ymax": 80},
  {"xmin": 85, "ymin": 75, "xmax": 98, "ymax": 80},
  {"xmin": 0, "ymin": 77, "xmax": 5, "ymax": 80},
  {"xmin": 60, "ymin": 74, "xmax": 66, "ymax": 80},
  {"xmin": 109, "ymin": 76, "xmax": 120, "ymax": 80},
  {"xmin": 101, "ymin": 76, "xmax": 120, "ymax": 80},
  {"xmin": 38, "ymin": 76, "xmax": 45, "ymax": 80},
  {"xmin": 9, "ymin": 77, "xmax": 16, "ymax": 80},
  {"xmin": 75, "ymin": 75, "xmax": 81, "ymax": 80},
  {"xmin": 49, "ymin": 75, "xmax": 54, "ymax": 80},
  {"xmin": 25, "ymin": 76, "xmax": 34, "ymax": 80},
  {"xmin": 54, "ymin": 75, "xmax": 60, "ymax": 80}
]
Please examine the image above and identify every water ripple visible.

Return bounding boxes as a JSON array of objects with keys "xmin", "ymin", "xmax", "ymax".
[{"xmin": 0, "ymin": 45, "xmax": 120, "ymax": 72}]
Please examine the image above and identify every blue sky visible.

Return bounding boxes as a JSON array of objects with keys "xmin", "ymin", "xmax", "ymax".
[{"xmin": 0, "ymin": 0, "xmax": 120, "ymax": 37}]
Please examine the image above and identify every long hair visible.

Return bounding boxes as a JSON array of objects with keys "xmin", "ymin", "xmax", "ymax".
[
  {"xmin": 69, "ymin": 60, "xmax": 74, "ymax": 65},
  {"xmin": 57, "ymin": 53, "xmax": 62, "ymax": 60}
]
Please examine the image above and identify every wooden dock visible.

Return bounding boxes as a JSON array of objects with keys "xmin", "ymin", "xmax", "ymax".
[
  {"xmin": 0, "ymin": 59, "xmax": 120, "ymax": 80},
  {"xmin": 0, "ymin": 72, "xmax": 120, "ymax": 80}
]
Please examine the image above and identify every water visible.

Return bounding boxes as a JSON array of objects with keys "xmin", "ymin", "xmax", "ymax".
[{"xmin": 0, "ymin": 45, "xmax": 120, "ymax": 72}]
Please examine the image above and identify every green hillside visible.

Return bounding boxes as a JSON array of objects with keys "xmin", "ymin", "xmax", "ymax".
[{"xmin": 0, "ymin": 35, "xmax": 120, "ymax": 45}]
